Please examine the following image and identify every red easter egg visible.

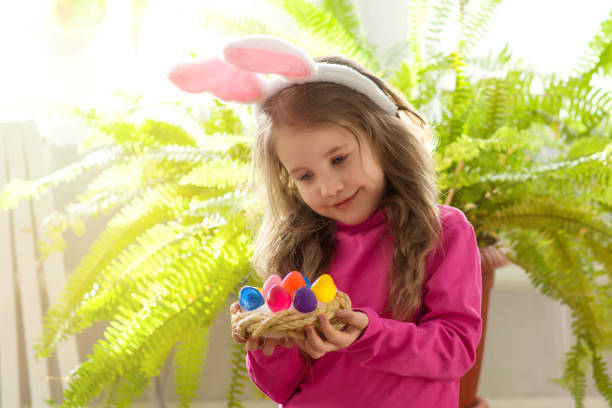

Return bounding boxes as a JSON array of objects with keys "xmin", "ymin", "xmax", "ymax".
[
  {"xmin": 266, "ymin": 284, "xmax": 292, "ymax": 312},
  {"xmin": 282, "ymin": 271, "xmax": 306, "ymax": 299}
]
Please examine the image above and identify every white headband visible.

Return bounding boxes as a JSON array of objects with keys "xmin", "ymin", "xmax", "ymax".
[{"xmin": 168, "ymin": 35, "xmax": 397, "ymax": 115}]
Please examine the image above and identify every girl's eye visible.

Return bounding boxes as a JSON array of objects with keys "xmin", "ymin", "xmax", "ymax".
[
  {"xmin": 300, "ymin": 172, "xmax": 313, "ymax": 182},
  {"xmin": 332, "ymin": 154, "xmax": 347, "ymax": 165}
]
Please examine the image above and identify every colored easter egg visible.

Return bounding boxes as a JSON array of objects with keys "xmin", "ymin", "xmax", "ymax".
[
  {"xmin": 282, "ymin": 271, "xmax": 306, "ymax": 298},
  {"xmin": 238, "ymin": 286, "xmax": 265, "ymax": 311},
  {"xmin": 293, "ymin": 286, "xmax": 318, "ymax": 313},
  {"xmin": 262, "ymin": 275, "xmax": 282, "ymax": 301},
  {"xmin": 300, "ymin": 272, "xmax": 312, "ymax": 288},
  {"xmin": 266, "ymin": 284, "xmax": 292, "ymax": 312},
  {"xmin": 311, "ymin": 274, "xmax": 337, "ymax": 303}
]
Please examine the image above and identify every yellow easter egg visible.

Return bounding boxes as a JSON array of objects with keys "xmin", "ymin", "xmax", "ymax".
[{"xmin": 311, "ymin": 274, "xmax": 337, "ymax": 303}]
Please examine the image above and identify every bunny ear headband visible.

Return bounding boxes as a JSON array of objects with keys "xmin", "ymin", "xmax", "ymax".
[{"xmin": 167, "ymin": 35, "xmax": 397, "ymax": 115}]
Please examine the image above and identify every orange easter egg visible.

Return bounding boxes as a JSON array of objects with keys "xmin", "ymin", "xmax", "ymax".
[{"xmin": 281, "ymin": 270, "xmax": 306, "ymax": 299}]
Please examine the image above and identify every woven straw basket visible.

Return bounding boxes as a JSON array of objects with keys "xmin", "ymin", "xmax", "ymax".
[{"xmin": 232, "ymin": 291, "xmax": 352, "ymax": 341}]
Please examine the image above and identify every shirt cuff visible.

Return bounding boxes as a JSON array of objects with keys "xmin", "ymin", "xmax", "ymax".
[{"xmin": 345, "ymin": 306, "xmax": 382, "ymax": 353}]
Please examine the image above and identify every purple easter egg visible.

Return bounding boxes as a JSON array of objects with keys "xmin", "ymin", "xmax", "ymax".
[{"xmin": 293, "ymin": 286, "xmax": 318, "ymax": 313}]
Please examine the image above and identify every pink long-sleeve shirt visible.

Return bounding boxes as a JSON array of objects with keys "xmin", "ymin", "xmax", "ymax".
[{"xmin": 247, "ymin": 205, "xmax": 482, "ymax": 407}]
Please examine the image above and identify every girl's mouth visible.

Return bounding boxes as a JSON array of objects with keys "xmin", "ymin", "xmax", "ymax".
[{"xmin": 333, "ymin": 190, "xmax": 358, "ymax": 209}]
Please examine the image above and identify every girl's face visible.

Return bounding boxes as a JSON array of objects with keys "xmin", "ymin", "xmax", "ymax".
[{"xmin": 274, "ymin": 124, "xmax": 385, "ymax": 225}]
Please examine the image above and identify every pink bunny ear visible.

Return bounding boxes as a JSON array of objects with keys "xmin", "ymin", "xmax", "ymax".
[
  {"xmin": 167, "ymin": 57, "xmax": 264, "ymax": 103},
  {"xmin": 224, "ymin": 35, "xmax": 316, "ymax": 79}
]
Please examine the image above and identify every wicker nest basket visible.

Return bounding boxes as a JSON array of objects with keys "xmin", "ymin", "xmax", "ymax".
[{"xmin": 232, "ymin": 291, "xmax": 352, "ymax": 341}]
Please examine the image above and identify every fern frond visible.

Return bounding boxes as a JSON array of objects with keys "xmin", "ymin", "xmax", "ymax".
[
  {"xmin": 269, "ymin": 0, "xmax": 379, "ymax": 73},
  {"xmin": 321, "ymin": 0, "xmax": 364, "ymax": 44},
  {"xmin": 439, "ymin": 146, "xmax": 611, "ymax": 197},
  {"xmin": 0, "ymin": 143, "xmax": 226, "ymax": 211},
  {"xmin": 390, "ymin": 61, "xmax": 421, "ymax": 102},
  {"xmin": 38, "ymin": 188, "xmax": 137, "ymax": 259},
  {"xmin": 502, "ymin": 227, "xmax": 611, "ymax": 401},
  {"xmin": 135, "ymin": 119, "xmax": 198, "ymax": 147},
  {"xmin": 481, "ymin": 197, "xmax": 612, "ymax": 247},
  {"xmin": 435, "ymin": 126, "xmax": 535, "ymax": 173},
  {"xmin": 201, "ymin": 99, "xmax": 246, "ymax": 136},
  {"xmin": 460, "ymin": 0, "xmax": 502, "ymax": 54},
  {"xmin": 35, "ymin": 131, "xmax": 247, "ymax": 261},
  {"xmin": 179, "ymin": 159, "xmax": 250, "ymax": 188},
  {"xmin": 424, "ymin": 0, "xmax": 455, "ymax": 59},
  {"xmin": 0, "ymin": 146, "xmax": 123, "ymax": 210},
  {"xmin": 560, "ymin": 80, "xmax": 612, "ymax": 132},
  {"xmin": 553, "ymin": 341, "xmax": 588, "ymax": 408},
  {"xmin": 72, "ymin": 211, "xmax": 234, "ymax": 331},
  {"xmin": 592, "ymin": 348, "xmax": 612, "ymax": 405},
  {"xmin": 101, "ymin": 369, "xmax": 150, "ymax": 408},
  {"xmin": 465, "ymin": 42, "xmax": 518, "ymax": 73},
  {"xmin": 38, "ymin": 160, "xmax": 188, "ymax": 259},
  {"xmin": 567, "ymin": 135, "xmax": 612, "ymax": 159},
  {"xmin": 174, "ymin": 327, "xmax": 210, "ymax": 407},
  {"xmin": 444, "ymin": 51, "xmax": 474, "ymax": 145},
  {"xmin": 60, "ymin": 215, "xmax": 252, "ymax": 406},
  {"xmin": 501, "ymin": 229, "xmax": 569, "ymax": 301},
  {"xmin": 574, "ymin": 7, "xmax": 612, "ymax": 83},
  {"xmin": 518, "ymin": 77, "xmax": 612, "ymax": 136},
  {"xmin": 407, "ymin": 0, "xmax": 429, "ymax": 67},
  {"xmin": 44, "ymin": 190, "xmax": 248, "ymax": 355},
  {"xmin": 582, "ymin": 235, "xmax": 612, "ymax": 280},
  {"xmin": 402, "ymin": 56, "xmax": 453, "ymax": 116},
  {"xmin": 36, "ymin": 184, "xmax": 190, "ymax": 357},
  {"xmin": 464, "ymin": 77, "xmax": 514, "ymax": 139},
  {"xmin": 226, "ymin": 340, "xmax": 248, "ymax": 408},
  {"xmin": 201, "ymin": 7, "xmax": 277, "ymax": 37},
  {"xmin": 546, "ymin": 231, "xmax": 610, "ymax": 345},
  {"xmin": 76, "ymin": 113, "xmax": 197, "ymax": 148}
]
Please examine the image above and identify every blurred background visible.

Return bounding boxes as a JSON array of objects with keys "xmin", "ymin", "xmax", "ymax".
[
  {"xmin": 1, "ymin": 0, "xmax": 610, "ymax": 130},
  {"xmin": 0, "ymin": 1, "xmax": 611, "ymax": 407}
]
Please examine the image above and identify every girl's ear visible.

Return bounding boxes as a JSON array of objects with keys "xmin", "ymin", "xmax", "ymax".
[
  {"xmin": 223, "ymin": 35, "xmax": 317, "ymax": 79},
  {"xmin": 167, "ymin": 57, "xmax": 264, "ymax": 103}
]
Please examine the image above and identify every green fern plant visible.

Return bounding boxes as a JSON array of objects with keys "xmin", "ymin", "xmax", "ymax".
[
  {"xmin": 1, "ymin": 0, "xmax": 611, "ymax": 407},
  {"xmin": 1, "ymin": 99, "xmax": 260, "ymax": 406}
]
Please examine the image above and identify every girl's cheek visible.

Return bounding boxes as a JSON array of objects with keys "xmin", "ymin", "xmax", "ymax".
[{"xmin": 296, "ymin": 187, "xmax": 315, "ymax": 207}]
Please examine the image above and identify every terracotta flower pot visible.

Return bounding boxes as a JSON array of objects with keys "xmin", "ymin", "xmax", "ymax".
[{"xmin": 459, "ymin": 244, "xmax": 510, "ymax": 408}]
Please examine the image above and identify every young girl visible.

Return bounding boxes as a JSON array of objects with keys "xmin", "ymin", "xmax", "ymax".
[{"xmin": 169, "ymin": 35, "xmax": 482, "ymax": 408}]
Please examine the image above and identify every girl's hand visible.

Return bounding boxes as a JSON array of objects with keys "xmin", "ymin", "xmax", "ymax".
[
  {"xmin": 246, "ymin": 336, "xmax": 296, "ymax": 356},
  {"xmin": 230, "ymin": 302, "xmax": 295, "ymax": 355},
  {"xmin": 297, "ymin": 310, "xmax": 369, "ymax": 359}
]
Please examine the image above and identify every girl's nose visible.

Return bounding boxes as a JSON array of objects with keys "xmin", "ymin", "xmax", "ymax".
[{"xmin": 321, "ymin": 177, "xmax": 343, "ymax": 197}]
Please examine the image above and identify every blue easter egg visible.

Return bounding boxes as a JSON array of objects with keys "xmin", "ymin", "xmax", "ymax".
[
  {"xmin": 239, "ymin": 286, "xmax": 265, "ymax": 311},
  {"xmin": 300, "ymin": 272, "xmax": 312, "ymax": 288},
  {"xmin": 293, "ymin": 286, "xmax": 318, "ymax": 313}
]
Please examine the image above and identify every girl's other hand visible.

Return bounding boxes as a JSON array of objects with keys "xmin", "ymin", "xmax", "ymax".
[
  {"xmin": 230, "ymin": 301, "xmax": 246, "ymax": 344},
  {"xmin": 297, "ymin": 310, "xmax": 369, "ymax": 359},
  {"xmin": 246, "ymin": 336, "xmax": 296, "ymax": 356},
  {"xmin": 230, "ymin": 301, "xmax": 295, "ymax": 354}
]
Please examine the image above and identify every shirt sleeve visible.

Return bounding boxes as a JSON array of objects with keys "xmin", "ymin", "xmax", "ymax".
[
  {"xmin": 246, "ymin": 344, "xmax": 309, "ymax": 403},
  {"xmin": 345, "ymin": 219, "xmax": 482, "ymax": 382}
]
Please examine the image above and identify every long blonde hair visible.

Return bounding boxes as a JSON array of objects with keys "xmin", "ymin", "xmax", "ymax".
[{"xmin": 252, "ymin": 56, "xmax": 441, "ymax": 321}]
